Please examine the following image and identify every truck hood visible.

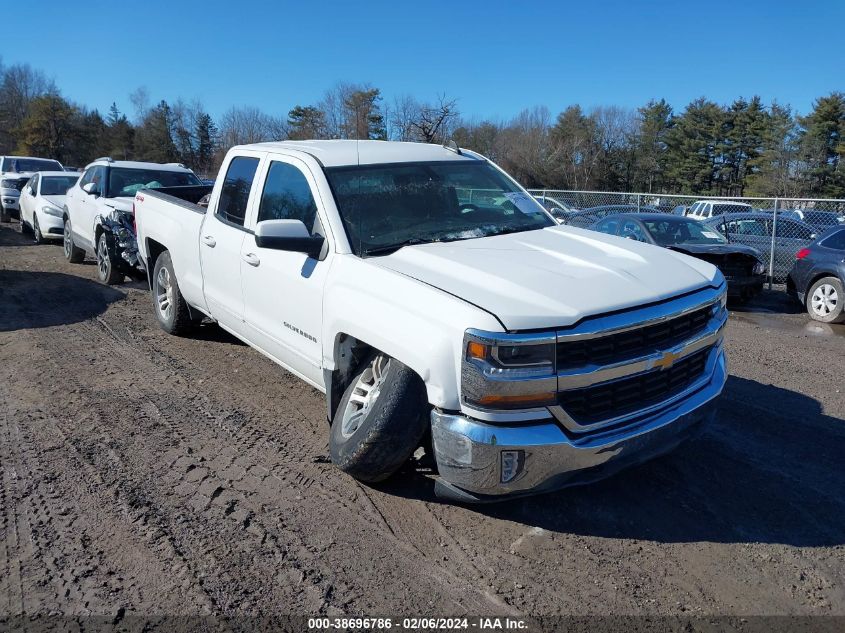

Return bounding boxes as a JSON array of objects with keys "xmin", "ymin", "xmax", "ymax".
[{"xmin": 369, "ymin": 226, "xmax": 721, "ymax": 330}]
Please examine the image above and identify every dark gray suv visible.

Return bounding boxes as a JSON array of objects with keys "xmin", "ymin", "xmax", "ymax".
[{"xmin": 787, "ymin": 227, "xmax": 845, "ymax": 323}]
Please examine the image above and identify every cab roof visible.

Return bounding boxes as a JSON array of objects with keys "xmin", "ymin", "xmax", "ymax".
[{"xmin": 243, "ymin": 140, "xmax": 482, "ymax": 168}]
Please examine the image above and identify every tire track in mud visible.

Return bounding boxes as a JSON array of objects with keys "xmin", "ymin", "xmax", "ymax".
[{"xmin": 22, "ymin": 311, "xmax": 512, "ymax": 615}]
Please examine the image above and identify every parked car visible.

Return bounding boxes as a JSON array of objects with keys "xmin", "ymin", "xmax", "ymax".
[
  {"xmin": 534, "ymin": 195, "xmax": 578, "ymax": 224},
  {"xmin": 592, "ymin": 213, "xmax": 766, "ymax": 300},
  {"xmin": 0, "ymin": 155, "xmax": 64, "ymax": 222},
  {"xmin": 63, "ymin": 157, "xmax": 204, "ymax": 284},
  {"xmin": 134, "ymin": 140, "xmax": 728, "ymax": 502},
  {"xmin": 686, "ymin": 200, "xmax": 753, "ymax": 221},
  {"xmin": 800, "ymin": 210, "xmax": 845, "ymax": 233},
  {"xmin": 787, "ymin": 227, "xmax": 845, "ymax": 323},
  {"xmin": 18, "ymin": 171, "xmax": 81, "ymax": 243},
  {"xmin": 565, "ymin": 204, "xmax": 660, "ymax": 228},
  {"xmin": 704, "ymin": 212, "xmax": 817, "ymax": 281}
]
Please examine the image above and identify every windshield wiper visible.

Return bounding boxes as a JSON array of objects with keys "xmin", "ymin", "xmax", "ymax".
[{"xmin": 362, "ymin": 237, "xmax": 437, "ymax": 257}]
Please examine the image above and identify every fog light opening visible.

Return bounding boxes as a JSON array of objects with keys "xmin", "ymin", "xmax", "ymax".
[{"xmin": 500, "ymin": 450, "xmax": 525, "ymax": 484}]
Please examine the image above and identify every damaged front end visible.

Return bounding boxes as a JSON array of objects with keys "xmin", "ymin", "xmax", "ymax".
[{"xmin": 100, "ymin": 208, "xmax": 144, "ymax": 279}]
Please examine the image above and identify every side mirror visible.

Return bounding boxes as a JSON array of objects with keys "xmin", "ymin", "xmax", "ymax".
[
  {"xmin": 82, "ymin": 182, "xmax": 100, "ymax": 197},
  {"xmin": 255, "ymin": 219, "xmax": 324, "ymax": 259}
]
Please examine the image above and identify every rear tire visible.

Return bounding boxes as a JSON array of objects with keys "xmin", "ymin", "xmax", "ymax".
[
  {"xmin": 96, "ymin": 232, "xmax": 124, "ymax": 284},
  {"xmin": 330, "ymin": 352, "xmax": 429, "ymax": 483},
  {"xmin": 152, "ymin": 250, "xmax": 196, "ymax": 335},
  {"xmin": 806, "ymin": 277, "xmax": 845, "ymax": 324},
  {"xmin": 63, "ymin": 218, "xmax": 85, "ymax": 263},
  {"xmin": 0, "ymin": 205, "xmax": 9, "ymax": 223}
]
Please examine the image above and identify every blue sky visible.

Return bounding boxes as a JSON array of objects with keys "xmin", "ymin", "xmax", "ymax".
[{"xmin": 5, "ymin": 0, "xmax": 842, "ymax": 122}]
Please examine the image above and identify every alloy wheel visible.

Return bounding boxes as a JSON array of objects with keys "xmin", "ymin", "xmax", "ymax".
[
  {"xmin": 340, "ymin": 354, "xmax": 390, "ymax": 438},
  {"xmin": 155, "ymin": 266, "xmax": 174, "ymax": 322}
]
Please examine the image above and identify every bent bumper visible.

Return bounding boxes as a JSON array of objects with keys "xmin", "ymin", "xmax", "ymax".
[
  {"xmin": 726, "ymin": 274, "xmax": 765, "ymax": 296},
  {"xmin": 432, "ymin": 347, "xmax": 726, "ymax": 501}
]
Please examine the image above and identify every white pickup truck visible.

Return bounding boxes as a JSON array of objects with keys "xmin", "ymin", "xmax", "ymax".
[{"xmin": 134, "ymin": 140, "xmax": 728, "ymax": 502}]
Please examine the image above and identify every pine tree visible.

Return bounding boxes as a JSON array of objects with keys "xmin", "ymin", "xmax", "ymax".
[{"xmin": 798, "ymin": 92, "xmax": 845, "ymax": 197}]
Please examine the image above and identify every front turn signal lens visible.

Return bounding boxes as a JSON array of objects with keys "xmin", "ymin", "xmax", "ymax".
[
  {"xmin": 466, "ymin": 340, "xmax": 488, "ymax": 361},
  {"xmin": 475, "ymin": 392, "xmax": 557, "ymax": 409}
]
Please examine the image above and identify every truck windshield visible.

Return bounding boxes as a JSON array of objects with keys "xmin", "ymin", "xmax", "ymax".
[
  {"xmin": 325, "ymin": 161, "xmax": 554, "ymax": 256},
  {"xmin": 106, "ymin": 168, "xmax": 202, "ymax": 198}
]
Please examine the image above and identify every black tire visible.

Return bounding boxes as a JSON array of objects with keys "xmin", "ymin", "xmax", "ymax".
[
  {"xmin": 20, "ymin": 213, "xmax": 32, "ymax": 235},
  {"xmin": 0, "ymin": 205, "xmax": 9, "ymax": 223},
  {"xmin": 96, "ymin": 232, "xmax": 124, "ymax": 285},
  {"xmin": 151, "ymin": 250, "xmax": 196, "ymax": 335},
  {"xmin": 32, "ymin": 216, "xmax": 44, "ymax": 244},
  {"xmin": 805, "ymin": 277, "xmax": 845, "ymax": 324},
  {"xmin": 330, "ymin": 352, "xmax": 429, "ymax": 483},
  {"xmin": 63, "ymin": 218, "xmax": 85, "ymax": 263}
]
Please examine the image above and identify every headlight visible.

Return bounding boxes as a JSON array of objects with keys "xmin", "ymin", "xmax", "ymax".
[
  {"xmin": 41, "ymin": 205, "xmax": 63, "ymax": 217},
  {"xmin": 462, "ymin": 330, "xmax": 557, "ymax": 410},
  {"xmin": 753, "ymin": 261, "xmax": 765, "ymax": 275}
]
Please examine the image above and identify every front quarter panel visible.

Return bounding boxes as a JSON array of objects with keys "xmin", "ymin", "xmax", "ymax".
[{"xmin": 322, "ymin": 255, "xmax": 502, "ymax": 409}]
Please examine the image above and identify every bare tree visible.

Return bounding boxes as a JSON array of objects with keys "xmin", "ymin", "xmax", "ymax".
[
  {"xmin": 0, "ymin": 63, "xmax": 55, "ymax": 153},
  {"xmin": 409, "ymin": 94, "xmax": 459, "ymax": 143}
]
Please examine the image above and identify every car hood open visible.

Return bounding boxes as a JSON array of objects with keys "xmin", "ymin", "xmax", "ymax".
[{"xmin": 369, "ymin": 225, "xmax": 721, "ymax": 330}]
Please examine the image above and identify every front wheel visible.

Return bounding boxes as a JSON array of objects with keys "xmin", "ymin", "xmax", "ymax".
[
  {"xmin": 32, "ymin": 215, "xmax": 44, "ymax": 244},
  {"xmin": 96, "ymin": 232, "xmax": 124, "ymax": 284},
  {"xmin": 0, "ymin": 205, "xmax": 10, "ymax": 223},
  {"xmin": 330, "ymin": 352, "xmax": 429, "ymax": 483},
  {"xmin": 63, "ymin": 218, "xmax": 85, "ymax": 263},
  {"xmin": 152, "ymin": 250, "xmax": 196, "ymax": 335},
  {"xmin": 806, "ymin": 277, "xmax": 845, "ymax": 324}
]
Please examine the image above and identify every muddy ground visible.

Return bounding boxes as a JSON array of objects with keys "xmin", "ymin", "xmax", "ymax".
[{"xmin": 0, "ymin": 222, "xmax": 843, "ymax": 629}]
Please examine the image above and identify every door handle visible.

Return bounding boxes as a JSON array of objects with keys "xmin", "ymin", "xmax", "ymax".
[
  {"xmin": 242, "ymin": 252, "xmax": 260, "ymax": 267},
  {"xmin": 201, "ymin": 235, "xmax": 216, "ymax": 247}
]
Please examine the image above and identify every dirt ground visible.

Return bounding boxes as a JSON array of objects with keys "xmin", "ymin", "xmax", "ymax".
[{"xmin": 1, "ymin": 222, "xmax": 844, "ymax": 629}]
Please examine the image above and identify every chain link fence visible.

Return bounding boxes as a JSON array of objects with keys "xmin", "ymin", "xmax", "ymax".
[{"xmin": 528, "ymin": 189, "xmax": 845, "ymax": 290}]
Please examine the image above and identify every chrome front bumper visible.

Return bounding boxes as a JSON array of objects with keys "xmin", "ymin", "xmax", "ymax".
[{"xmin": 432, "ymin": 346, "xmax": 726, "ymax": 501}]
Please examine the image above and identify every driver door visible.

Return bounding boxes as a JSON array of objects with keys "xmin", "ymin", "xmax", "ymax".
[{"xmin": 20, "ymin": 174, "xmax": 38, "ymax": 226}]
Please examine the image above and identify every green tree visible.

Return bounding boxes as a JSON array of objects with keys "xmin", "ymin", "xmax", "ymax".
[
  {"xmin": 798, "ymin": 92, "xmax": 845, "ymax": 197},
  {"xmin": 16, "ymin": 93, "xmax": 79, "ymax": 163},
  {"xmin": 343, "ymin": 88, "xmax": 386, "ymax": 140},
  {"xmin": 745, "ymin": 103, "xmax": 801, "ymax": 196},
  {"xmin": 633, "ymin": 99, "xmax": 673, "ymax": 192},
  {"xmin": 134, "ymin": 100, "xmax": 178, "ymax": 163},
  {"xmin": 287, "ymin": 105, "xmax": 327, "ymax": 140},
  {"xmin": 194, "ymin": 112, "xmax": 219, "ymax": 175},
  {"xmin": 665, "ymin": 98, "xmax": 725, "ymax": 194}
]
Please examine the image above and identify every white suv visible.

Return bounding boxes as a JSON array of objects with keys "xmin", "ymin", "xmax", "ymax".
[
  {"xmin": 63, "ymin": 158, "xmax": 202, "ymax": 283},
  {"xmin": 0, "ymin": 155, "xmax": 64, "ymax": 222},
  {"xmin": 686, "ymin": 199, "xmax": 752, "ymax": 221}
]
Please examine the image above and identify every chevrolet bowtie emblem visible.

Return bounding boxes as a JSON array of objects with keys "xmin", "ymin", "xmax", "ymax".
[{"xmin": 654, "ymin": 350, "xmax": 682, "ymax": 370}]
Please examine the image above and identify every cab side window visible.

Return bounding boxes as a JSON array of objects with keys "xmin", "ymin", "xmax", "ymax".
[
  {"xmin": 258, "ymin": 161, "xmax": 319, "ymax": 234},
  {"xmin": 217, "ymin": 156, "xmax": 260, "ymax": 227},
  {"xmin": 821, "ymin": 229, "xmax": 845, "ymax": 251}
]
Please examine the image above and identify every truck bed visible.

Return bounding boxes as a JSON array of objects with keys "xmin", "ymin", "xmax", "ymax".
[{"xmin": 143, "ymin": 185, "xmax": 213, "ymax": 211}]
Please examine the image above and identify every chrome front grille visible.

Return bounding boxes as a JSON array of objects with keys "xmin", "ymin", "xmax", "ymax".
[
  {"xmin": 550, "ymin": 285, "xmax": 727, "ymax": 434},
  {"xmin": 556, "ymin": 305, "xmax": 711, "ymax": 370},
  {"xmin": 557, "ymin": 347, "xmax": 710, "ymax": 424}
]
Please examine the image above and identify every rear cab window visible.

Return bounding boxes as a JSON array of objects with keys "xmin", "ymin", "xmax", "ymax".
[{"xmin": 216, "ymin": 156, "xmax": 261, "ymax": 227}]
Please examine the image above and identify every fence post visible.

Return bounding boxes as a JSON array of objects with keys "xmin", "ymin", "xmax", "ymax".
[
  {"xmin": 541, "ymin": 190, "xmax": 546, "ymax": 204},
  {"xmin": 636, "ymin": 193, "xmax": 641, "ymax": 211},
  {"xmin": 768, "ymin": 197, "xmax": 778, "ymax": 291}
]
